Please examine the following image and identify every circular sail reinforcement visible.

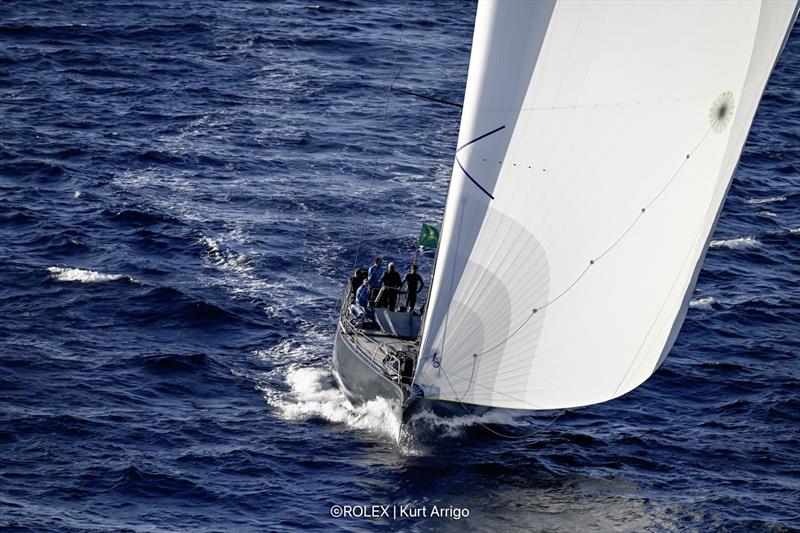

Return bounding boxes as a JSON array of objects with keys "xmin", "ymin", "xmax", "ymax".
[{"xmin": 709, "ymin": 91, "xmax": 736, "ymax": 134}]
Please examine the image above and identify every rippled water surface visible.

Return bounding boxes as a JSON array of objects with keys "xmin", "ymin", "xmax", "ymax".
[{"xmin": 2, "ymin": 1, "xmax": 799, "ymax": 531}]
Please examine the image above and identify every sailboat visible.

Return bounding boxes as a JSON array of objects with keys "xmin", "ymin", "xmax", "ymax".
[{"xmin": 332, "ymin": 0, "xmax": 799, "ymax": 423}]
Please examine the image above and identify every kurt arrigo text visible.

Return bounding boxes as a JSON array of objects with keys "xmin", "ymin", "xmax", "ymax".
[{"xmin": 329, "ymin": 504, "xmax": 470, "ymax": 521}]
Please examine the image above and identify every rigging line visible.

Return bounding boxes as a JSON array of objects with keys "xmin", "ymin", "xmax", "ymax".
[
  {"xmin": 359, "ymin": 6, "xmax": 460, "ymax": 267},
  {"xmin": 471, "ymin": 124, "xmax": 715, "ymax": 359},
  {"xmin": 436, "ymin": 359, "xmax": 550, "ymax": 408},
  {"xmin": 610, "ymin": 91, "xmax": 738, "ymax": 393},
  {"xmin": 611, "ymin": 235, "xmax": 699, "ymax": 397},
  {"xmin": 352, "ymin": 0, "xmax": 411, "ymax": 271},
  {"xmin": 452, "ymin": 354, "xmax": 479, "ymax": 402},
  {"xmin": 422, "ymin": 125, "xmax": 454, "ymax": 219},
  {"xmin": 411, "ymin": 125, "xmax": 453, "ymax": 266},
  {"xmin": 391, "ymin": 87, "xmax": 463, "ymax": 108},
  {"xmin": 379, "ymin": 130, "xmax": 450, "ymax": 261},
  {"xmin": 427, "ymin": 123, "xmax": 507, "ymax": 361},
  {"xmin": 379, "ymin": 221, "xmax": 419, "ymax": 264},
  {"xmin": 437, "ymin": 362, "xmax": 567, "ymax": 440},
  {"xmin": 383, "ymin": 116, "xmax": 463, "ymax": 302}
]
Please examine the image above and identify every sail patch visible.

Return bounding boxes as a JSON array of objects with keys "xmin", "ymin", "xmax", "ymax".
[{"xmin": 709, "ymin": 91, "xmax": 736, "ymax": 134}]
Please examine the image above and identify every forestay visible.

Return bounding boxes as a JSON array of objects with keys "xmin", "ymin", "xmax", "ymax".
[{"xmin": 415, "ymin": 0, "xmax": 799, "ymax": 410}]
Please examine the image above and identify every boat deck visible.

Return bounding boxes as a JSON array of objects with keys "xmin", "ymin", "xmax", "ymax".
[{"xmin": 338, "ymin": 307, "xmax": 421, "ymax": 388}]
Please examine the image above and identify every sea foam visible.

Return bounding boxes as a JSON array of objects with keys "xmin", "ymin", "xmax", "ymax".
[
  {"xmin": 197, "ymin": 234, "xmax": 266, "ymax": 298},
  {"xmin": 689, "ymin": 296, "xmax": 716, "ymax": 310},
  {"xmin": 403, "ymin": 405, "xmax": 531, "ymax": 439},
  {"xmin": 746, "ymin": 195, "xmax": 787, "ymax": 205},
  {"xmin": 47, "ymin": 266, "xmax": 130, "ymax": 283},
  {"xmin": 709, "ymin": 237, "xmax": 760, "ymax": 250}
]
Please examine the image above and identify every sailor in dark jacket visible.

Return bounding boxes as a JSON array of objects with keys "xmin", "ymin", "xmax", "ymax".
[
  {"xmin": 402, "ymin": 263, "xmax": 425, "ymax": 313},
  {"xmin": 378, "ymin": 262, "xmax": 402, "ymax": 311}
]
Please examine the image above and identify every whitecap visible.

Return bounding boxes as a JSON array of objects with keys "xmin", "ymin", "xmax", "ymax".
[
  {"xmin": 709, "ymin": 236, "xmax": 760, "ymax": 250},
  {"xmin": 746, "ymin": 195, "xmax": 787, "ymax": 205},
  {"xmin": 47, "ymin": 266, "xmax": 130, "ymax": 283},
  {"xmin": 73, "ymin": 191, "xmax": 82, "ymax": 199},
  {"xmin": 790, "ymin": 228, "xmax": 800, "ymax": 236},
  {"xmin": 756, "ymin": 210, "xmax": 777, "ymax": 218},
  {"xmin": 689, "ymin": 296, "xmax": 716, "ymax": 310}
]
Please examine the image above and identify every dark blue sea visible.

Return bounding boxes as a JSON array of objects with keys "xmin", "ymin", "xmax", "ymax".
[{"xmin": 1, "ymin": 1, "xmax": 799, "ymax": 531}]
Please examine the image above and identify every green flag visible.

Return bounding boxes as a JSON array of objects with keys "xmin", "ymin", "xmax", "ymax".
[{"xmin": 418, "ymin": 223, "xmax": 439, "ymax": 249}]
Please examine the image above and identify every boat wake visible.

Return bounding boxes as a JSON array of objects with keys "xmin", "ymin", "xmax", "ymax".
[
  {"xmin": 197, "ymin": 233, "xmax": 267, "ymax": 298},
  {"xmin": 404, "ymin": 406, "xmax": 530, "ymax": 439},
  {"xmin": 264, "ymin": 366, "xmax": 404, "ymax": 442},
  {"xmin": 263, "ymin": 364, "xmax": 543, "ymax": 446}
]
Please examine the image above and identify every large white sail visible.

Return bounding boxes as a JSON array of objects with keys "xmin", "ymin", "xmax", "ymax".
[{"xmin": 415, "ymin": 0, "xmax": 799, "ymax": 410}]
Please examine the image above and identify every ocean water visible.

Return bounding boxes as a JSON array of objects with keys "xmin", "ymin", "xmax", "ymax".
[{"xmin": 1, "ymin": 1, "xmax": 799, "ymax": 531}]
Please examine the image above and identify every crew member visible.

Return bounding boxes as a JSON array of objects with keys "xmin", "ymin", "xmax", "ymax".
[
  {"xmin": 353, "ymin": 278, "xmax": 374, "ymax": 321},
  {"xmin": 348, "ymin": 268, "xmax": 366, "ymax": 303},
  {"xmin": 356, "ymin": 278, "xmax": 370, "ymax": 308},
  {"xmin": 367, "ymin": 256, "xmax": 383, "ymax": 303},
  {"xmin": 402, "ymin": 263, "xmax": 424, "ymax": 313},
  {"xmin": 378, "ymin": 262, "xmax": 402, "ymax": 311}
]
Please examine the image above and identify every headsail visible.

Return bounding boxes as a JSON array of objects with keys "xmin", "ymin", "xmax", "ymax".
[{"xmin": 415, "ymin": 0, "xmax": 799, "ymax": 410}]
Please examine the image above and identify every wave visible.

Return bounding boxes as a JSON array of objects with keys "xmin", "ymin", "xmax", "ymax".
[
  {"xmin": 709, "ymin": 237, "xmax": 760, "ymax": 250},
  {"xmin": 755, "ymin": 210, "xmax": 777, "ymax": 218},
  {"xmin": 403, "ymin": 405, "xmax": 532, "ymax": 439},
  {"xmin": 127, "ymin": 286, "xmax": 233, "ymax": 324},
  {"xmin": 47, "ymin": 266, "xmax": 131, "ymax": 283},
  {"xmin": 746, "ymin": 195, "xmax": 787, "ymax": 205},
  {"xmin": 105, "ymin": 207, "xmax": 184, "ymax": 227},
  {"xmin": 0, "ymin": 159, "xmax": 65, "ymax": 178},
  {"xmin": 111, "ymin": 464, "xmax": 215, "ymax": 499},
  {"xmin": 263, "ymin": 366, "xmax": 403, "ymax": 443},
  {"xmin": 689, "ymin": 296, "xmax": 716, "ymax": 310},
  {"xmin": 140, "ymin": 352, "xmax": 209, "ymax": 374}
]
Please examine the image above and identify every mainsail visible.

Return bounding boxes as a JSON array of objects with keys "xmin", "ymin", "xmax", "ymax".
[{"xmin": 415, "ymin": 0, "xmax": 799, "ymax": 410}]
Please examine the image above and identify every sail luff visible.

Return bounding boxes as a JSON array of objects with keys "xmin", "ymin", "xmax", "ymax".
[{"xmin": 416, "ymin": 0, "xmax": 557, "ymax": 398}]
